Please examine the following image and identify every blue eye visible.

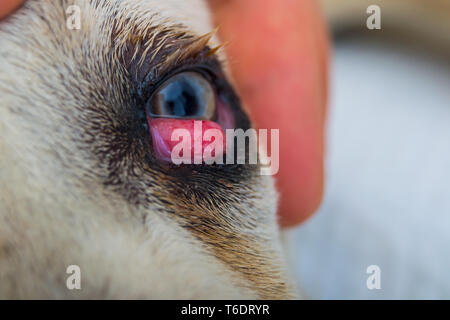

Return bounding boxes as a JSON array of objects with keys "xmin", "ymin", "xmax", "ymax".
[{"xmin": 147, "ymin": 72, "xmax": 216, "ymax": 120}]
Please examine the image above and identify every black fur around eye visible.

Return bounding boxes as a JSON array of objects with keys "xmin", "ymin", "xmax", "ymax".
[{"xmin": 147, "ymin": 72, "xmax": 216, "ymax": 120}]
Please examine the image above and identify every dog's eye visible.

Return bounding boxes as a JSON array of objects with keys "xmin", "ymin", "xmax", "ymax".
[{"xmin": 147, "ymin": 72, "xmax": 215, "ymax": 120}]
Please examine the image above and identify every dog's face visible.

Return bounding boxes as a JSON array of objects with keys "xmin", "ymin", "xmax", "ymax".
[{"xmin": 0, "ymin": 0, "xmax": 295, "ymax": 299}]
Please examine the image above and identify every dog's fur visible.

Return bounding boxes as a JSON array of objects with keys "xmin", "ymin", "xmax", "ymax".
[
  {"xmin": 0, "ymin": 0, "xmax": 448, "ymax": 299},
  {"xmin": 0, "ymin": 0, "xmax": 295, "ymax": 299}
]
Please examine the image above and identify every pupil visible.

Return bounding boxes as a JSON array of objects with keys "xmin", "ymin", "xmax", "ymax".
[{"xmin": 163, "ymin": 78, "xmax": 200, "ymax": 117}]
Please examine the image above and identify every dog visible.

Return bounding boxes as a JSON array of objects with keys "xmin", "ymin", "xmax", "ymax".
[
  {"xmin": 0, "ymin": 0, "xmax": 296, "ymax": 299},
  {"xmin": 0, "ymin": 0, "xmax": 448, "ymax": 299}
]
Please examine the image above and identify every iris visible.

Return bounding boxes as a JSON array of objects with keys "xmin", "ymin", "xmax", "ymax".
[{"xmin": 148, "ymin": 72, "xmax": 215, "ymax": 120}]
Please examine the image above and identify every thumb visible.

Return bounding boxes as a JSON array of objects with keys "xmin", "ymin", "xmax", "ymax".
[
  {"xmin": 208, "ymin": 0, "xmax": 329, "ymax": 227},
  {"xmin": 0, "ymin": 0, "xmax": 24, "ymax": 20}
]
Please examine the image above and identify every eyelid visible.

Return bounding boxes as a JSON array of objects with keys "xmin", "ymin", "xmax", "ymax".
[
  {"xmin": 141, "ymin": 65, "xmax": 218, "ymax": 102},
  {"xmin": 156, "ymin": 66, "xmax": 217, "ymax": 87}
]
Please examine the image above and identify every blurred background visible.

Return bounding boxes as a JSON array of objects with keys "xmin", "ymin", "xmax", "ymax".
[{"xmin": 289, "ymin": 0, "xmax": 450, "ymax": 299}]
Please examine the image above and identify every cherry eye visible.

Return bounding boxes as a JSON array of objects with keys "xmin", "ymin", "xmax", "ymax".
[{"xmin": 147, "ymin": 72, "xmax": 216, "ymax": 120}]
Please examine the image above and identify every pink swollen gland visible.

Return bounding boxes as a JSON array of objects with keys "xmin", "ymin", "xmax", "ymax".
[{"xmin": 147, "ymin": 118, "xmax": 227, "ymax": 163}]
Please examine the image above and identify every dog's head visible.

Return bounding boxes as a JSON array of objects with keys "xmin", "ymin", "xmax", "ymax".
[{"xmin": 0, "ymin": 0, "xmax": 295, "ymax": 299}]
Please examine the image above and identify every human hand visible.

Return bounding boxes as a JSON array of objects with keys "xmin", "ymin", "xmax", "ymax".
[{"xmin": 209, "ymin": 0, "xmax": 329, "ymax": 227}]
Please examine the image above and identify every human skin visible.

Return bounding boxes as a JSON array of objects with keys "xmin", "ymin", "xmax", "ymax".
[
  {"xmin": 208, "ymin": 0, "xmax": 329, "ymax": 227},
  {"xmin": 0, "ymin": 0, "xmax": 329, "ymax": 227},
  {"xmin": 0, "ymin": 0, "xmax": 23, "ymax": 19}
]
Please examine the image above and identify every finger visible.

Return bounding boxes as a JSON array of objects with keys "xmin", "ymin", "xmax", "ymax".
[
  {"xmin": 0, "ymin": 0, "xmax": 24, "ymax": 20},
  {"xmin": 208, "ymin": 0, "xmax": 329, "ymax": 227}
]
